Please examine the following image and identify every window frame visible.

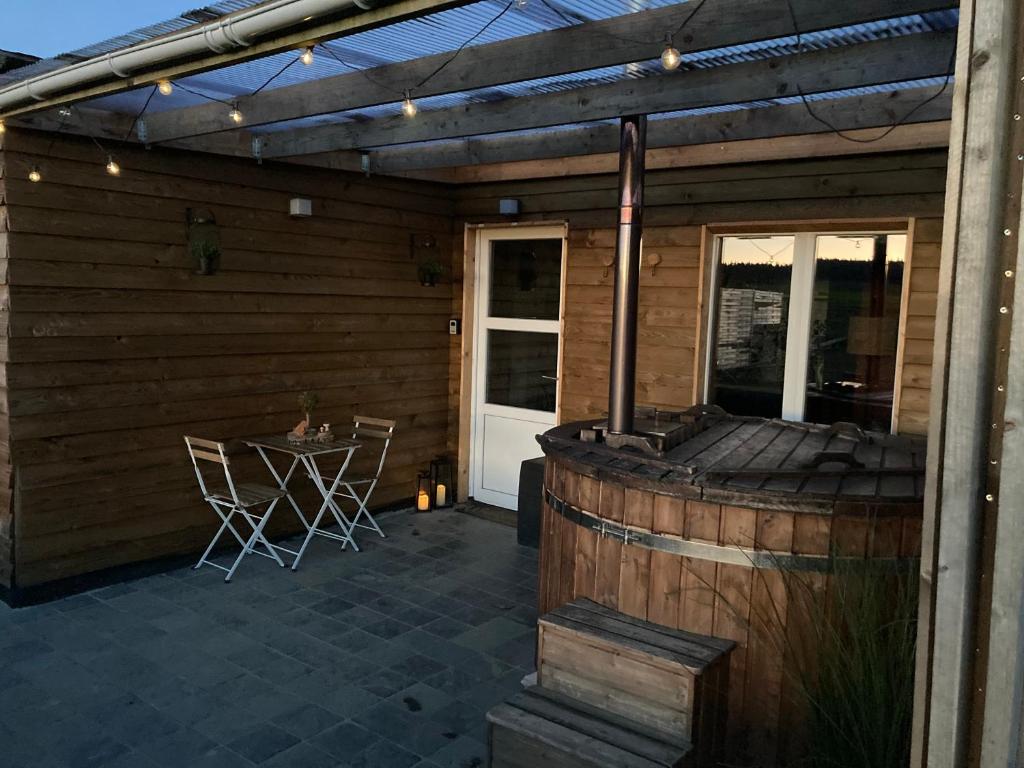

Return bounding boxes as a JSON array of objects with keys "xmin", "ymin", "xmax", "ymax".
[{"xmin": 699, "ymin": 223, "xmax": 911, "ymax": 433}]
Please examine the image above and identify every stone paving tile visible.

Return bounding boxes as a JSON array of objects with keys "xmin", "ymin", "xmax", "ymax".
[
  {"xmin": 262, "ymin": 741, "xmax": 336, "ymax": 768},
  {"xmin": 428, "ymin": 735, "xmax": 488, "ymax": 768},
  {"xmin": 347, "ymin": 738, "xmax": 422, "ymax": 768},
  {"xmin": 271, "ymin": 700, "xmax": 339, "ymax": 740},
  {"xmin": 226, "ymin": 724, "xmax": 301, "ymax": 764},
  {"xmin": 0, "ymin": 510, "xmax": 538, "ymax": 768},
  {"xmin": 391, "ymin": 681, "xmax": 457, "ymax": 716},
  {"xmin": 308, "ymin": 720, "xmax": 380, "ymax": 759}
]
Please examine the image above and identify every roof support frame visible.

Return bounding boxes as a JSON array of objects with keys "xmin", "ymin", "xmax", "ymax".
[
  {"xmin": 259, "ymin": 30, "xmax": 956, "ymax": 157},
  {"xmin": 140, "ymin": 0, "xmax": 958, "ymax": 144}
]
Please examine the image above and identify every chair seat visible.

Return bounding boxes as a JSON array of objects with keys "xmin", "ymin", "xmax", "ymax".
[
  {"xmin": 207, "ymin": 483, "xmax": 287, "ymax": 506},
  {"xmin": 316, "ymin": 474, "xmax": 374, "ymax": 486}
]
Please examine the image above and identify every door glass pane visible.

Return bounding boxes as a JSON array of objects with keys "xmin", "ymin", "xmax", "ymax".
[
  {"xmin": 709, "ymin": 236, "xmax": 794, "ymax": 418},
  {"xmin": 804, "ymin": 234, "xmax": 905, "ymax": 431},
  {"xmin": 486, "ymin": 330, "xmax": 558, "ymax": 412},
  {"xmin": 489, "ymin": 239, "xmax": 562, "ymax": 320}
]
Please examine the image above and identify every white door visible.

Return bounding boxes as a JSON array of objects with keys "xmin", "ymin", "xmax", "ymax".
[{"xmin": 471, "ymin": 226, "xmax": 565, "ymax": 510}]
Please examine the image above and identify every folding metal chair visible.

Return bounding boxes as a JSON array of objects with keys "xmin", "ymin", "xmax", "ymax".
[
  {"xmin": 318, "ymin": 415, "xmax": 396, "ymax": 542},
  {"xmin": 185, "ymin": 436, "xmax": 289, "ymax": 581}
]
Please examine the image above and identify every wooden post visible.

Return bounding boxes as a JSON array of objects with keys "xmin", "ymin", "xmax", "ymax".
[{"xmin": 913, "ymin": 0, "xmax": 1024, "ymax": 765}]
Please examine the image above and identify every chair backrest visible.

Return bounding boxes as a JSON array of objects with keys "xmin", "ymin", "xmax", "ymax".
[
  {"xmin": 184, "ymin": 436, "xmax": 239, "ymax": 504},
  {"xmin": 351, "ymin": 416, "xmax": 396, "ymax": 481}
]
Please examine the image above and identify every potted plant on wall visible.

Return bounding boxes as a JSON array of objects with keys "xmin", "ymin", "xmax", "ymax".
[{"xmin": 417, "ymin": 258, "xmax": 445, "ymax": 287}]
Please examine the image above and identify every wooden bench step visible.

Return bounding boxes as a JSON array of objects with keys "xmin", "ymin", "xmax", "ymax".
[
  {"xmin": 537, "ymin": 598, "xmax": 734, "ymax": 759},
  {"xmin": 488, "ymin": 685, "xmax": 693, "ymax": 768}
]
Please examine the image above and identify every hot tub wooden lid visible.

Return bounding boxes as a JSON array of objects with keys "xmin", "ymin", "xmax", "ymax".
[{"xmin": 538, "ymin": 414, "xmax": 926, "ymax": 513}]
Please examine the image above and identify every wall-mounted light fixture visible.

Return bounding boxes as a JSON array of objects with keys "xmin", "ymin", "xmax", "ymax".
[{"xmin": 289, "ymin": 197, "xmax": 312, "ymax": 217}]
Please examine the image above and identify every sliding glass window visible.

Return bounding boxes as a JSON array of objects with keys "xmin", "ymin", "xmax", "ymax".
[{"xmin": 707, "ymin": 232, "xmax": 907, "ymax": 432}]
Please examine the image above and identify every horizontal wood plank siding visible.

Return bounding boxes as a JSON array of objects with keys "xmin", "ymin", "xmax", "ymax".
[
  {"xmin": 0, "ymin": 145, "xmax": 14, "ymax": 589},
  {"xmin": 3, "ymin": 130, "xmax": 454, "ymax": 588},
  {"xmin": 898, "ymin": 216, "xmax": 943, "ymax": 435},
  {"xmin": 450, "ymin": 149, "xmax": 947, "ymax": 454}
]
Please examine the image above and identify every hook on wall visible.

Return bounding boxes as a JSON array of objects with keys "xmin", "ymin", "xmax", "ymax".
[
  {"xmin": 601, "ymin": 254, "xmax": 616, "ymax": 279},
  {"xmin": 644, "ymin": 252, "xmax": 662, "ymax": 277}
]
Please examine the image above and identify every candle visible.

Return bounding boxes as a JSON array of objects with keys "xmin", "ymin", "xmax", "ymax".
[
  {"xmin": 417, "ymin": 489, "xmax": 430, "ymax": 512},
  {"xmin": 436, "ymin": 483, "xmax": 447, "ymax": 507}
]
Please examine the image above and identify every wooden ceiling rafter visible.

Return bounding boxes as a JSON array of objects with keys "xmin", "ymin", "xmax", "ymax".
[{"xmin": 354, "ymin": 85, "xmax": 954, "ymax": 173}]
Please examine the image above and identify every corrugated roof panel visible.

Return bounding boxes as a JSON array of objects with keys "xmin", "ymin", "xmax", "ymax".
[
  {"xmin": 245, "ymin": 11, "xmax": 956, "ymax": 137},
  {"xmin": 3, "ymin": 0, "xmax": 958, "ymax": 150}
]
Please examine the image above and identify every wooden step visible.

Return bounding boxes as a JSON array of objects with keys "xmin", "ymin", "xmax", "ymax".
[
  {"xmin": 537, "ymin": 597, "xmax": 734, "ymax": 763},
  {"xmin": 487, "ymin": 684, "xmax": 694, "ymax": 768}
]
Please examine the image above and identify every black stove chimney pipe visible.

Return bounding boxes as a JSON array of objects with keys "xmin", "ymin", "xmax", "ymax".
[{"xmin": 607, "ymin": 114, "xmax": 647, "ymax": 436}]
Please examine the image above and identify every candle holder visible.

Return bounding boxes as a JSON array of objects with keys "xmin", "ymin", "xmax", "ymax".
[
  {"xmin": 415, "ymin": 472, "xmax": 432, "ymax": 512},
  {"xmin": 430, "ymin": 456, "xmax": 454, "ymax": 509}
]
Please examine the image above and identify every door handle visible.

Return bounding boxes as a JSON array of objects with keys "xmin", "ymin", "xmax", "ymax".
[{"xmin": 541, "ymin": 375, "xmax": 558, "ymax": 381}]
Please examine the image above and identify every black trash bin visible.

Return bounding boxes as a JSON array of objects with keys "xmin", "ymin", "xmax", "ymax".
[{"xmin": 516, "ymin": 456, "xmax": 545, "ymax": 548}]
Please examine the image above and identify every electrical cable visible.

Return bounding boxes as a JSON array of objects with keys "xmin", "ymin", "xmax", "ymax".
[{"xmin": 785, "ymin": 0, "xmax": 956, "ymax": 144}]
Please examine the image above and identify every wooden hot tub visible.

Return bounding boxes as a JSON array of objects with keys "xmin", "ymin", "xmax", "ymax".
[{"xmin": 536, "ymin": 412, "xmax": 924, "ymax": 766}]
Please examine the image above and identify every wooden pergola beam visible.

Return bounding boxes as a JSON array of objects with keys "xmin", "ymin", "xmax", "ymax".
[
  {"xmin": 444, "ymin": 121, "xmax": 950, "ymax": 183},
  {"xmin": 142, "ymin": 0, "xmax": 957, "ymax": 144},
  {"xmin": 912, "ymin": 0, "xmax": 1024, "ymax": 763},
  {"xmin": 0, "ymin": 0, "xmax": 480, "ymax": 120},
  {"xmin": 357, "ymin": 86, "xmax": 953, "ymax": 172},
  {"xmin": 260, "ymin": 30, "xmax": 956, "ymax": 157}
]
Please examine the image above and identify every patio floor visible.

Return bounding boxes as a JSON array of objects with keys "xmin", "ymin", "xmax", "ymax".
[{"xmin": 0, "ymin": 509, "xmax": 539, "ymax": 768}]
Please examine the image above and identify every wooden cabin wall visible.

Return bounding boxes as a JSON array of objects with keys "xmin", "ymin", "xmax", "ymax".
[
  {"xmin": 897, "ymin": 216, "xmax": 943, "ymax": 435},
  {"xmin": 0, "ymin": 129, "xmax": 454, "ymax": 589},
  {"xmin": 449, "ymin": 149, "xmax": 948, "ymax": 462},
  {"xmin": 0, "ymin": 146, "xmax": 13, "ymax": 589}
]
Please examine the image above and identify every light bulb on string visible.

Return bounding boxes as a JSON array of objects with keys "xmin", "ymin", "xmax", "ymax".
[
  {"xmin": 229, "ymin": 104, "xmax": 244, "ymax": 124},
  {"xmin": 661, "ymin": 36, "xmax": 681, "ymax": 71},
  {"xmin": 157, "ymin": 80, "xmax": 173, "ymax": 96},
  {"xmin": 402, "ymin": 91, "xmax": 417, "ymax": 118},
  {"xmin": 106, "ymin": 156, "xmax": 121, "ymax": 176},
  {"xmin": 28, "ymin": 166, "xmax": 41, "ymax": 183},
  {"xmin": 300, "ymin": 47, "xmax": 314, "ymax": 66}
]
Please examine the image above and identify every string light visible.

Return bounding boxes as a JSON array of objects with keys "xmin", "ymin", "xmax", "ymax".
[
  {"xmin": 515, "ymin": 0, "xmax": 528, "ymax": 8},
  {"xmin": 402, "ymin": 90, "xmax": 418, "ymax": 118},
  {"xmin": 28, "ymin": 166, "xmax": 41, "ymax": 183},
  {"xmin": 228, "ymin": 104, "xmax": 243, "ymax": 124},
  {"xmin": 58, "ymin": 106, "xmax": 73, "ymax": 118},
  {"xmin": 106, "ymin": 156, "xmax": 121, "ymax": 176},
  {"xmin": 157, "ymin": 80, "xmax": 173, "ymax": 96},
  {"xmin": 661, "ymin": 37, "xmax": 682, "ymax": 71},
  {"xmin": 300, "ymin": 47, "xmax": 314, "ymax": 66}
]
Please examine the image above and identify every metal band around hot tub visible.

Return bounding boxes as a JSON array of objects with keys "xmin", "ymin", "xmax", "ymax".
[{"xmin": 543, "ymin": 489, "xmax": 915, "ymax": 573}]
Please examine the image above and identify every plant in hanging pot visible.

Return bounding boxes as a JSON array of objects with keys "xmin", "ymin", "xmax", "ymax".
[
  {"xmin": 417, "ymin": 258, "xmax": 445, "ymax": 287},
  {"xmin": 192, "ymin": 241, "xmax": 221, "ymax": 276}
]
